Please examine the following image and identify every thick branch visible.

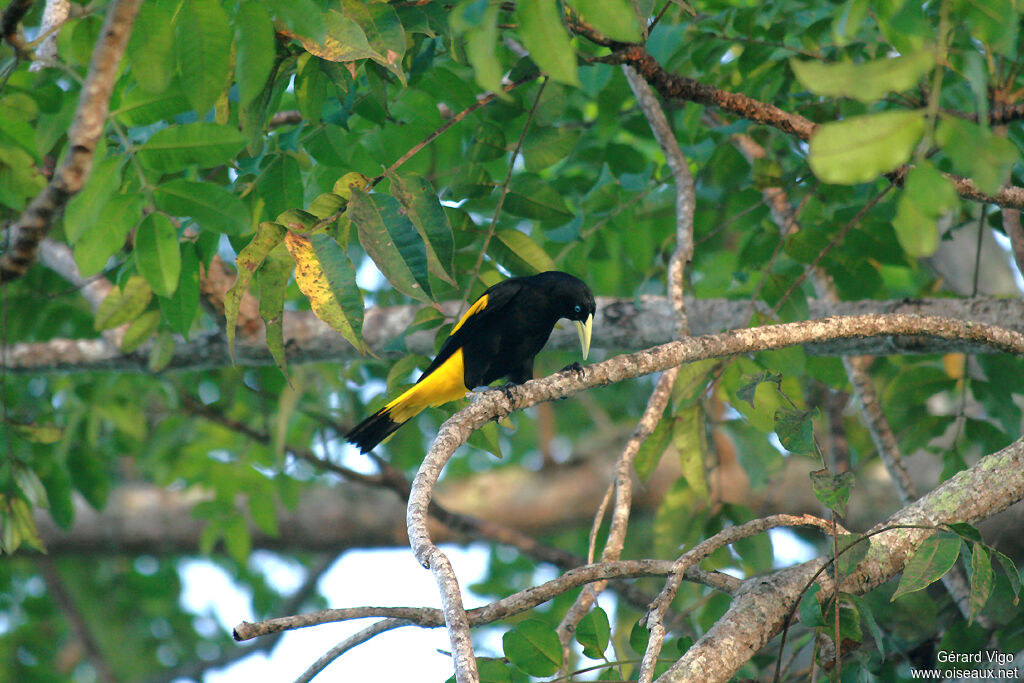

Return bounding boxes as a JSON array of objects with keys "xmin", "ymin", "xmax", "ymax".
[
  {"xmin": 657, "ymin": 436, "xmax": 1024, "ymax": 682},
  {"xmin": 6, "ymin": 296, "xmax": 1024, "ymax": 373},
  {"xmin": 0, "ymin": 0, "xmax": 142, "ymax": 282}
]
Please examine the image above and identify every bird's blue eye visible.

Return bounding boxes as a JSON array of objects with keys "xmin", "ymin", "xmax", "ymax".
[{"xmin": 574, "ymin": 304, "xmax": 581, "ymax": 313}]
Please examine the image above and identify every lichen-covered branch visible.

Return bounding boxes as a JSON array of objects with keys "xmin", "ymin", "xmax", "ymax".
[{"xmin": 656, "ymin": 436, "xmax": 1024, "ymax": 682}]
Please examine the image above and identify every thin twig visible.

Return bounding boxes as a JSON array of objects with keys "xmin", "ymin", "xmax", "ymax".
[
  {"xmin": 462, "ymin": 77, "xmax": 548, "ymax": 307},
  {"xmin": 640, "ymin": 515, "xmax": 841, "ymax": 682},
  {"xmin": 232, "ymin": 558, "xmax": 741, "ymax": 642}
]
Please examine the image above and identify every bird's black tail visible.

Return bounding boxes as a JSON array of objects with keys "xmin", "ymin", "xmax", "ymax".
[{"xmin": 346, "ymin": 407, "xmax": 404, "ymax": 454}]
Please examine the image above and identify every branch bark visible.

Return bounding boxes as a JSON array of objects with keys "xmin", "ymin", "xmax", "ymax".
[{"xmin": 6, "ymin": 296, "xmax": 1024, "ymax": 373}]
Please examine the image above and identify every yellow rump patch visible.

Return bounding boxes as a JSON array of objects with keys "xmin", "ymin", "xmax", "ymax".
[
  {"xmin": 451, "ymin": 294, "xmax": 489, "ymax": 335},
  {"xmin": 383, "ymin": 348, "xmax": 468, "ymax": 423}
]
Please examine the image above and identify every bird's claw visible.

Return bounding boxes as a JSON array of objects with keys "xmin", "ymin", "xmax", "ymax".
[
  {"xmin": 561, "ymin": 361, "xmax": 585, "ymax": 379},
  {"xmin": 498, "ymin": 382, "xmax": 519, "ymax": 405}
]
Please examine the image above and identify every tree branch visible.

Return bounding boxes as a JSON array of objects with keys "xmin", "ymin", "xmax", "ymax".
[
  {"xmin": 599, "ymin": 45, "xmax": 1024, "ymax": 211},
  {"xmin": 405, "ymin": 314, "xmax": 1024, "ymax": 681},
  {"xmin": 657, "ymin": 436, "xmax": 1024, "ymax": 682},
  {"xmin": 6, "ymin": 296, "xmax": 1024, "ymax": 373},
  {"xmin": 233, "ymin": 558, "xmax": 740, "ymax": 642},
  {"xmin": 0, "ymin": 0, "xmax": 142, "ymax": 282}
]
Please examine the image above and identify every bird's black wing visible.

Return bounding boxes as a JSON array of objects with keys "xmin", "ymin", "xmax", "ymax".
[{"xmin": 418, "ymin": 279, "xmax": 524, "ymax": 387}]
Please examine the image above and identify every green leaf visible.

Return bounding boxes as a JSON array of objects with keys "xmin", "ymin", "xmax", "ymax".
[
  {"xmin": 492, "ymin": 229, "xmax": 556, "ymax": 275},
  {"xmin": 517, "ymin": 0, "xmax": 579, "ymax": 86},
  {"xmin": 119, "ymin": 309, "xmax": 162, "ymax": 353},
  {"xmin": 158, "ymin": 242, "xmax": 200, "ymax": 337},
  {"xmin": 68, "ymin": 447, "xmax": 109, "ymax": 509},
  {"xmin": 95, "ymin": 276, "xmax": 152, "ymax": 330},
  {"xmin": 38, "ymin": 464, "xmax": 74, "ymax": 529},
  {"xmin": 257, "ymin": 154, "xmax": 305, "ymax": 220},
  {"xmin": 673, "ymin": 407, "xmax": 708, "ymax": 501},
  {"xmin": 850, "ymin": 594, "xmax": 886, "ymax": 657},
  {"xmin": 452, "ymin": 0, "xmax": 503, "ymax": 94},
  {"xmin": 945, "ymin": 522, "xmax": 983, "ymax": 543},
  {"xmin": 837, "ymin": 534, "xmax": 870, "ymax": 575},
  {"xmin": 340, "ymin": 0, "xmax": 406, "ymax": 84},
  {"xmin": 969, "ymin": 543, "xmax": 994, "ymax": 624},
  {"xmin": 154, "ymin": 179, "xmax": 250, "ymax": 234},
  {"xmin": 285, "ymin": 231, "xmax": 367, "ymax": 353},
  {"xmin": 893, "ymin": 192, "xmax": 939, "ymax": 258},
  {"xmin": 13, "ymin": 423, "xmax": 63, "ymax": 445},
  {"xmin": 935, "ymin": 117, "xmax": 1019, "ymax": 194},
  {"xmin": 223, "ymin": 515, "xmax": 252, "ymax": 564},
  {"xmin": 629, "ymin": 618, "xmax": 650, "ymax": 655},
  {"xmin": 992, "ymin": 549, "xmax": 1021, "ymax": 604},
  {"xmin": 737, "ymin": 371, "xmax": 782, "ymax": 407},
  {"xmin": 823, "ymin": 594, "xmax": 862, "ymax": 644},
  {"xmin": 349, "ymin": 189, "xmax": 433, "ymax": 302},
  {"xmin": 575, "ymin": 607, "xmax": 611, "ymax": 659},
  {"xmin": 174, "ymin": 0, "xmax": 233, "ymax": 113},
  {"xmin": 235, "ymin": 0, "xmax": 276, "ymax": 106},
  {"xmin": 892, "ymin": 161, "xmax": 958, "ymax": 258},
  {"xmin": 502, "ymin": 619, "xmax": 561, "ymax": 677},
  {"xmin": 504, "ymin": 174, "xmax": 574, "ymax": 220},
  {"xmin": 790, "ymin": 51, "xmax": 934, "ymax": 103},
  {"xmin": 524, "ymin": 126, "xmax": 581, "ymax": 171},
  {"xmin": 775, "ymin": 407, "xmax": 817, "ymax": 454},
  {"xmin": 74, "ymin": 193, "xmax": 146, "ymax": 276},
  {"xmin": 569, "ymin": 0, "xmax": 642, "ymax": 43},
  {"xmin": 467, "ymin": 420, "xmax": 503, "ymax": 459},
  {"xmin": 135, "ymin": 213, "xmax": 181, "ymax": 297},
  {"xmin": 635, "ymin": 416, "xmax": 671, "ymax": 481},
  {"xmin": 387, "ymin": 172, "xmax": 456, "ymax": 285},
  {"xmin": 892, "ymin": 533, "xmax": 961, "ymax": 601},
  {"xmin": 138, "ymin": 123, "xmax": 247, "ymax": 172},
  {"xmin": 114, "ymin": 85, "xmax": 191, "ymax": 127},
  {"xmin": 296, "ymin": 54, "xmax": 329, "ymax": 123},
  {"xmin": 799, "ymin": 582, "xmax": 825, "ymax": 627},
  {"xmin": 809, "ymin": 468, "xmax": 854, "ymax": 517},
  {"xmin": 310, "ymin": 232, "xmax": 366, "ymax": 352},
  {"xmin": 226, "ymin": 222, "xmax": 287, "ymax": 358},
  {"xmin": 64, "ymin": 156, "xmax": 125, "ymax": 243},
  {"xmin": 127, "ymin": 1, "xmax": 176, "ymax": 93},
  {"xmin": 296, "ymin": 9, "xmax": 376, "ymax": 62},
  {"xmin": 308, "ymin": 193, "xmax": 348, "ymax": 221},
  {"xmin": 958, "ymin": 0, "xmax": 1018, "ymax": 52},
  {"xmin": 807, "ymin": 110, "xmax": 925, "ymax": 185},
  {"xmin": 265, "ymin": 0, "xmax": 327, "ymax": 43},
  {"xmin": 258, "ymin": 244, "xmax": 294, "ymax": 374}
]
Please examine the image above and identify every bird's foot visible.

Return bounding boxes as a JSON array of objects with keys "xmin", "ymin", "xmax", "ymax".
[
  {"xmin": 497, "ymin": 382, "xmax": 519, "ymax": 405},
  {"xmin": 560, "ymin": 361, "xmax": 585, "ymax": 379}
]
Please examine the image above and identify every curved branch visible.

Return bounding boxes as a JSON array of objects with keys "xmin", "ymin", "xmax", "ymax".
[
  {"xmin": 657, "ymin": 435, "xmax": 1024, "ymax": 682},
  {"xmin": 406, "ymin": 313, "xmax": 1024, "ymax": 681},
  {"xmin": 0, "ymin": 0, "xmax": 142, "ymax": 282}
]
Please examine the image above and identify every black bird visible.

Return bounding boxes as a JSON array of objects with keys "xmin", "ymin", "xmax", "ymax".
[{"xmin": 346, "ymin": 271, "xmax": 596, "ymax": 454}]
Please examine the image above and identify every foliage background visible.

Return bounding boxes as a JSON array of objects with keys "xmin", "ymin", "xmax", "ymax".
[{"xmin": 2, "ymin": 0, "xmax": 1024, "ymax": 681}]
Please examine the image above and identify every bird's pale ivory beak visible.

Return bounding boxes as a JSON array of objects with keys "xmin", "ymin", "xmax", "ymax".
[{"xmin": 574, "ymin": 313, "xmax": 593, "ymax": 360}]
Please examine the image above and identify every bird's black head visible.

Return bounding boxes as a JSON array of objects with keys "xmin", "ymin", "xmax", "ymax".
[{"xmin": 532, "ymin": 271, "xmax": 596, "ymax": 358}]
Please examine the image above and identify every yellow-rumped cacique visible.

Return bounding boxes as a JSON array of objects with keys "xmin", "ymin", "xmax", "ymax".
[{"xmin": 346, "ymin": 271, "xmax": 596, "ymax": 454}]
